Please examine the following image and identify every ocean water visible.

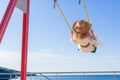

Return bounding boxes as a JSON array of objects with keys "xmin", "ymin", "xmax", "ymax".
[{"xmin": 12, "ymin": 75, "xmax": 120, "ymax": 80}]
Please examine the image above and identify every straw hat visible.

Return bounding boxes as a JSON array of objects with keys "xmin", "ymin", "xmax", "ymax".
[{"xmin": 72, "ymin": 20, "xmax": 91, "ymax": 34}]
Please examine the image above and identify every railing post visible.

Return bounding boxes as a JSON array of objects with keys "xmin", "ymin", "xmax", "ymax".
[
  {"xmin": 10, "ymin": 73, "xmax": 12, "ymax": 80},
  {"xmin": 15, "ymin": 73, "xmax": 17, "ymax": 80},
  {"xmin": 56, "ymin": 73, "xmax": 58, "ymax": 80},
  {"xmin": 83, "ymin": 73, "xmax": 86, "ymax": 80},
  {"xmin": 30, "ymin": 73, "xmax": 33, "ymax": 80},
  {"xmin": 114, "ymin": 72, "xmax": 116, "ymax": 80}
]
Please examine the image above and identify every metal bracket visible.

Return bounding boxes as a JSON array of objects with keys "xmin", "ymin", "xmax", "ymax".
[{"xmin": 16, "ymin": 0, "xmax": 27, "ymax": 13}]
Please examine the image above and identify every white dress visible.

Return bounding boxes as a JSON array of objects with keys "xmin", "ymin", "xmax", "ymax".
[{"xmin": 77, "ymin": 37, "xmax": 97, "ymax": 53}]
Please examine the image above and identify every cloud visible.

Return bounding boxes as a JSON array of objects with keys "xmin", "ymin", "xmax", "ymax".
[
  {"xmin": 0, "ymin": 50, "xmax": 120, "ymax": 72},
  {"xmin": 0, "ymin": 50, "xmax": 21, "ymax": 70}
]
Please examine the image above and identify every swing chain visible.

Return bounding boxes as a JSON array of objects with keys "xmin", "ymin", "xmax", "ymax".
[
  {"xmin": 53, "ymin": 0, "xmax": 57, "ymax": 9},
  {"xmin": 53, "ymin": 0, "xmax": 92, "ymax": 31},
  {"xmin": 53, "ymin": 0, "xmax": 72, "ymax": 30},
  {"xmin": 81, "ymin": 0, "xmax": 92, "ymax": 31},
  {"xmin": 79, "ymin": 0, "xmax": 81, "ymax": 4}
]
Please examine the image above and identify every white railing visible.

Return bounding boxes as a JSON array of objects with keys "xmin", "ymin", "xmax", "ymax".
[{"xmin": 0, "ymin": 71, "xmax": 120, "ymax": 80}]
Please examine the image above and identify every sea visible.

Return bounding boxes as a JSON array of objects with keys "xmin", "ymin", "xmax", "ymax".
[{"xmin": 12, "ymin": 75, "xmax": 120, "ymax": 80}]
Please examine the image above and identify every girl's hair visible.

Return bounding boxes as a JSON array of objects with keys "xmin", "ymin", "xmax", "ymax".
[{"xmin": 72, "ymin": 20, "xmax": 91, "ymax": 39}]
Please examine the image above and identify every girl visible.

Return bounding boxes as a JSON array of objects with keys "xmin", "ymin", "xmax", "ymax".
[{"xmin": 71, "ymin": 20, "xmax": 98, "ymax": 53}]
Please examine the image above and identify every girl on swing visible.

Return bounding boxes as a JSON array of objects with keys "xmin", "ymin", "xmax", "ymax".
[
  {"xmin": 71, "ymin": 20, "xmax": 98, "ymax": 53},
  {"xmin": 54, "ymin": 0, "xmax": 102, "ymax": 53}
]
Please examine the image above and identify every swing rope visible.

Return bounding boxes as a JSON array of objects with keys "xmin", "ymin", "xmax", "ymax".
[
  {"xmin": 54, "ymin": 0, "xmax": 92, "ymax": 31},
  {"xmin": 54, "ymin": 0, "xmax": 72, "ymax": 31},
  {"xmin": 81, "ymin": 0, "xmax": 92, "ymax": 31}
]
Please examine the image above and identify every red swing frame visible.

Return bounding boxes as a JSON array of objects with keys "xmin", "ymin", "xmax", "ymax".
[{"xmin": 0, "ymin": 0, "xmax": 30, "ymax": 80}]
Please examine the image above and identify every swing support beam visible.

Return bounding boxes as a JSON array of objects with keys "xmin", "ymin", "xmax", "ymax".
[
  {"xmin": 0, "ymin": 0, "xmax": 30, "ymax": 80},
  {"xmin": 0, "ymin": 0, "xmax": 17, "ymax": 43},
  {"xmin": 21, "ymin": 0, "xmax": 30, "ymax": 80}
]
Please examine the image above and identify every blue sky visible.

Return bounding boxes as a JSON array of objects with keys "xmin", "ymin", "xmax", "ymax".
[{"xmin": 0, "ymin": 0, "xmax": 120, "ymax": 72}]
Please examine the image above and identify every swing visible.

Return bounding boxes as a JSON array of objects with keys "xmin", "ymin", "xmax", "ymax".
[{"xmin": 54, "ymin": 0, "xmax": 99, "ymax": 53}]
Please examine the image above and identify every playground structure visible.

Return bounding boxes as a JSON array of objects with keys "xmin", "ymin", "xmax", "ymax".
[{"xmin": 0, "ymin": 0, "xmax": 29, "ymax": 80}]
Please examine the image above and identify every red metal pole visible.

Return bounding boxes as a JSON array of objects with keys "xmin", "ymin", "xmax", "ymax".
[
  {"xmin": 20, "ymin": 0, "xmax": 30, "ymax": 80},
  {"xmin": 0, "ymin": 0, "xmax": 17, "ymax": 43}
]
